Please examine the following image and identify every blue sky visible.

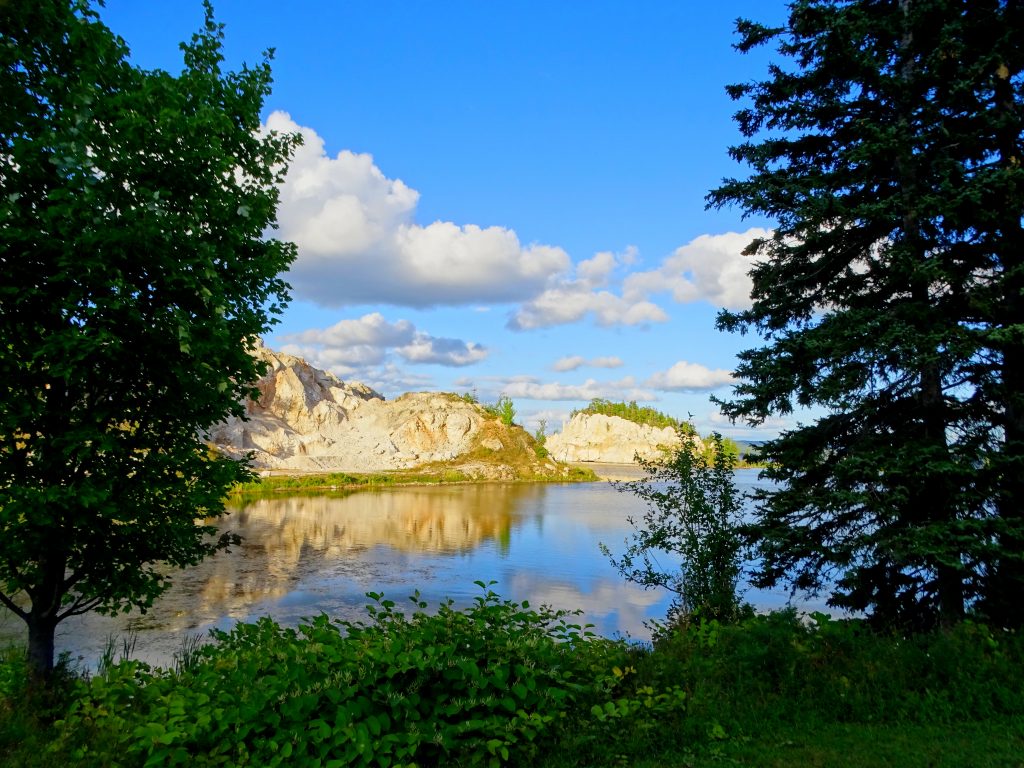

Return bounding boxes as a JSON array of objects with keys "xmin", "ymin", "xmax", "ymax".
[{"xmin": 100, "ymin": 0, "xmax": 794, "ymax": 438}]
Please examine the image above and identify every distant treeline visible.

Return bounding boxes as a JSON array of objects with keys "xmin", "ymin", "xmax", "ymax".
[{"xmin": 571, "ymin": 399, "xmax": 696, "ymax": 435}]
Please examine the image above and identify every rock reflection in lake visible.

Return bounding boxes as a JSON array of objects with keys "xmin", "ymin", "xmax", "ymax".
[
  {"xmin": 187, "ymin": 485, "xmax": 525, "ymax": 622},
  {"xmin": 0, "ymin": 471, "xmax": 810, "ymax": 668}
]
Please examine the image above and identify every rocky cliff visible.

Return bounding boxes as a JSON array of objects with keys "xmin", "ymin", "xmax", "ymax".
[
  {"xmin": 208, "ymin": 341, "xmax": 563, "ymax": 478},
  {"xmin": 545, "ymin": 413, "xmax": 687, "ymax": 464}
]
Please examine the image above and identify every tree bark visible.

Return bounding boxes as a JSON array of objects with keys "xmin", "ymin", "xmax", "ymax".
[
  {"xmin": 26, "ymin": 614, "xmax": 57, "ymax": 679},
  {"xmin": 24, "ymin": 552, "xmax": 67, "ymax": 679}
]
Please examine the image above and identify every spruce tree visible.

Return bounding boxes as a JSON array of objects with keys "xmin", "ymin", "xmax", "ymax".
[{"xmin": 708, "ymin": 0, "xmax": 1024, "ymax": 628}]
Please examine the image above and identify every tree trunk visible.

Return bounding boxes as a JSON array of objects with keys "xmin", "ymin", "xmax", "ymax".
[
  {"xmin": 24, "ymin": 552, "xmax": 67, "ymax": 680},
  {"xmin": 26, "ymin": 614, "xmax": 57, "ymax": 679},
  {"xmin": 919, "ymin": 359, "xmax": 965, "ymax": 627}
]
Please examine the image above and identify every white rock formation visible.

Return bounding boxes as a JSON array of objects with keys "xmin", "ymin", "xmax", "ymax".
[
  {"xmin": 208, "ymin": 341, "xmax": 557, "ymax": 477},
  {"xmin": 545, "ymin": 413, "xmax": 685, "ymax": 464}
]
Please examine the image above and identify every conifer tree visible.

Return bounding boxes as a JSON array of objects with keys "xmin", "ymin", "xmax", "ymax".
[{"xmin": 709, "ymin": 0, "xmax": 1024, "ymax": 628}]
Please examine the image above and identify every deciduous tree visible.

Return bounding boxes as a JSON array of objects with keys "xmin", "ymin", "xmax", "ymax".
[
  {"xmin": 0, "ymin": 0, "xmax": 298, "ymax": 675},
  {"xmin": 604, "ymin": 430, "xmax": 745, "ymax": 624}
]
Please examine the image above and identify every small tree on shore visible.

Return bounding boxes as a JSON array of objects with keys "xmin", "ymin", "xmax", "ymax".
[{"xmin": 603, "ymin": 429, "xmax": 746, "ymax": 624}]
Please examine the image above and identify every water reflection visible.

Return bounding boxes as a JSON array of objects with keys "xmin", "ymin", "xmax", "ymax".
[
  {"xmin": 0, "ymin": 472, "xmax": 823, "ymax": 668},
  {"xmin": 183, "ymin": 486, "xmax": 528, "ymax": 623}
]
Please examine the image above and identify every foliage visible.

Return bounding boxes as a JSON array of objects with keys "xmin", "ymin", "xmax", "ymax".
[
  {"xmin": 0, "ymin": 0, "xmax": 298, "ymax": 675},
  {"xmin": 0, "ymin": 648, "xmax": 81, "ymax": 767},
  {"xmin": 4, "ymin": 607, "xmax": 1024, "ymax": 767},
  {"xmin": 571, "ymin": 399, "xmax": 695, "ymax": 434},
  {"xmin": 647, "ymin": 612, "xmax": 1024, "ymax": 732},
  {"xmin": 483, "ymin": 395, "xmax": 516, "ymax": 426},
  {"xmin": 707, "ymin": 0, "xmax": 1024, "ymax": 629},
  {"xmin": 604, "ymin": 430, "xmax": 746, "ymax": 623},
  {"xmin": 532, "ymin": 420, "xmax": 550, "ymax": 459},
  {"xmin": 51, "ymin": 586, "xmax": 633, "ymax": 767}
]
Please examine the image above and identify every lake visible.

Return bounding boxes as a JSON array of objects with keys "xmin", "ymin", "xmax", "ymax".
[{"xmin": 0, "ymin": 469, "xmax": 822, "ymax": 668}]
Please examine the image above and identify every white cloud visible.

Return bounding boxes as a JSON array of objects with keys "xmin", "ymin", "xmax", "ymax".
[
  {"xmin": 501, "ymin": 377, "xmax": 656, "ymax": 403},
  {"xmin": 266, "ymin": 111, "xmax": 570, "ymax": 307},
  {"xmin": 646, "ymin": 361, "xmax": 735, "ymax": 392},
  {"xmin": 703, "ymin": 408, "xmax": 796, "ymax": 440},
  {"xmin": 355, "ymin": 363, "xmax": 435, "ymax": 397},
  {"xmin": 552, "ymin": 355, "xmax": 624, "ymax": 372},
  {"xmin": 398, "ymin": 336, "xmax": 488, "ymax": 366},
  {"xmin": 285, "ymin": 312, "xmax": 414, "ymax": 348},
  {"xmin": 520, "ymin": 407, "xmax": 573, "ymax": 434},
  {"xmin": 624, "ymin": 228, "xmax": 770, "ymax": 311},
  {"xmin": 507, "ymin": 247, "xmax": 667, "ymax": 330},
  {"xmin": 280, "ymin": 313, "xmax": 487, "ymax": 377}
]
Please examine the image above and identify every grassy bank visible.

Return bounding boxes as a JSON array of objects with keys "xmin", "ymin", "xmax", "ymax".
[
  {"xmin": 229, "ymin": 464, "xmax": 599, "ymax": 498},
  {"xmin": 3, "ymin": 589, "xmax": 1021, "ymax": 767}
]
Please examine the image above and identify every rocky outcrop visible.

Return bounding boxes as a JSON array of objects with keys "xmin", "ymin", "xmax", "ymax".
[
  {"xmin": 208, "ymin": 341, "xmax": 561, "ymax": 478},
  {"xmin": 545, "ymin": 413, "xmax": 688, "ymax": 464}
]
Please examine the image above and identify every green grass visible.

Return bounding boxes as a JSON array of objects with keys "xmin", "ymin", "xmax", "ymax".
[
  {"xmin": 712, "ymin": 719, "xmax": 1024, "ymax": 768},
  {"xmin": 229, "ymin": 470, "xmax": 466, "ymax": 496},
  {"xmin": 230, "ymin": 464, "xmax": 598, "ymax": 499}
]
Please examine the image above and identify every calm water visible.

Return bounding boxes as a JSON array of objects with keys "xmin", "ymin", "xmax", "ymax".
[{"xmin": 0, "ymin": 470, "xmax": 820, "ymax": 668}]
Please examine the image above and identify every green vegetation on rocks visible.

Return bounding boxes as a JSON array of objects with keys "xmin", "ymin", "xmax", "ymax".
[{"xmin": 570, "ymin": 399, "xmax": 696, "ymax": 434}]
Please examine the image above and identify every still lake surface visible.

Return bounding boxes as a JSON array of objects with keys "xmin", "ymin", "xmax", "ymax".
[{"xmin": 0, "ymin": 469, "xmax": 825, "ymax": 668}]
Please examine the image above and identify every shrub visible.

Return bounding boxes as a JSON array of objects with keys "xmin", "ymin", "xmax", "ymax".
[
  {"xmin": 604, "ymin": 430, "xmax": 746, "ymax": 624},
  {"xmin": 53, "ymin": 585, "xmax": 630, "ymax": 767}
]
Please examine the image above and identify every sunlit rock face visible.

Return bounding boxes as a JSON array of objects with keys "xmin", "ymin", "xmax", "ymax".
[
  {"xmin": 545, "ymin": 413, "xmax": 686, "ymax": 464},
  {"xmin": 208, "ymin": 341, "xmax": 492, "ymax": 471}
]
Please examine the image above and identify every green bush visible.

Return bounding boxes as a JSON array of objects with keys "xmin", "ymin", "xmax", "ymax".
[
  {"xmin": 53, "ymin": 585, "xmax": 630, "ymax": 767},
  {"xmin": 605, "ymin": 430, "xmax": 746, "ymax": 624}
]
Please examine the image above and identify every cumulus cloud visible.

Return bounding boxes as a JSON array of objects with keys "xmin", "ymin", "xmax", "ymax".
[
  {"xmin": 266, "ymin": 111, "xmax": 570, "ymax": 307},
  {"xmin": 624, "ymin": 228, "xmax": 770, "ymax": 311},
  {"xmin": 280, "ymin": 313, "xmax": 487, "ymax": 376},
  {"xmin": 501, "ymin": 377, "xmax": 656, "ymax": 403},
  {"xmin": 552, "ymin": 355, "xmax": 624, "ymax": 372},
  {"xmin": 508, "ymin": 247, "xmax": 667, "ymax": 330},
  {"xmin": 398, "ymin": 335, "xmax": 488, "ymax": 366},
  {"xmin": 646, "ymin": 361, "xmax": 735, "ymax": 392}
]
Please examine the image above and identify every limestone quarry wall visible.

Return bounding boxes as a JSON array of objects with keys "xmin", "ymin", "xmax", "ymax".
[
  {"xmin": 544, "ymin": 413, "xmax": 686, "ymax": 464},
  {"xmin": 208, "ymin": 341, "xmax": 561, "ymax": 478}
]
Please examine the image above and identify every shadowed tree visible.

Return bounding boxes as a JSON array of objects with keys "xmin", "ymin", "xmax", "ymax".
[
  {"xmin": 709, "ymin": 0, "xmax": 1024, "ymax": 629},
  {"xmin": 0, "ymin": 0, "xmax": 298, "ymax": 676}
]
